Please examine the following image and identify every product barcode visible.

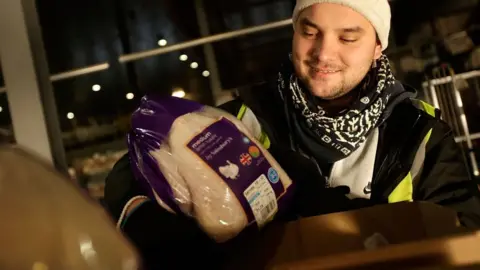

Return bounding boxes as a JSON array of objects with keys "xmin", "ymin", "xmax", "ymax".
[{"xmin": 261, "ymin": 201, "xmax": 276, "ymax": 220}]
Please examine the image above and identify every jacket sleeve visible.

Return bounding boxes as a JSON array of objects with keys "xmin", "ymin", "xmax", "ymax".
[{"xmin": 414, "ymin": 121, "xmax": 480, "ymax": 228}]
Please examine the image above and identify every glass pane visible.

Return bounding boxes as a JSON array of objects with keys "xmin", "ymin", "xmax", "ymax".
[
  {"xmin": 53, "ymin": 50, "xmax": 212, "ymax": 200},
  {"xmin": 37, "ymin": 0, "xmax": 202, "ymax": 73},
  {"xmin": 212, "ymin": 25, "xmax": 293, "ymax": 90},
  {"xmin": 205, "ymin": 0, "xmax": 294, "ymax": 33}
]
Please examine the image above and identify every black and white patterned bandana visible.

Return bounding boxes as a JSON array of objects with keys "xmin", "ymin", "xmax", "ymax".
[{"xmin": 278, "ymin": 54, "xmax": 396, "ymax": 159}]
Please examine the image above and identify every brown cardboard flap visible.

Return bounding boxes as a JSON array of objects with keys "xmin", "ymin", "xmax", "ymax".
[
  {"xmin": 271, "ymin": 202, "xmax": 462, "ymax": 264},
  {"xmin": 225, "ymin": 202, "xmax": 466, "ymax": 270},
  {"xmin": 417, "ymin": 202, "xmax": 464, "ymax": 238},
  {"xmin": 272, "ymin": 232, "xmax": 480, "ymax": 270}
]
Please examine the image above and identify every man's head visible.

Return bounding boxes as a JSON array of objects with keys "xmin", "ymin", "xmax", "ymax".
[{"xmin": 292, "ymin": 0, "xmax": 391, "ymax": 100}]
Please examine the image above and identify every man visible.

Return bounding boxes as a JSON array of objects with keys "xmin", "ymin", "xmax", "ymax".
[{"xmin": 104, "ymin": 0, "xmax": 480, "ymax": 269}]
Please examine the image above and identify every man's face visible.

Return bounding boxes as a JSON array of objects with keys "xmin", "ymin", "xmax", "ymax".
[{"xmin": 292, "ymin": 3, "xmax": 383, "ymax": 100}]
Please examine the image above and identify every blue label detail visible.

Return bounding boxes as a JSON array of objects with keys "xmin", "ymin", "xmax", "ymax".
[
  {"xmin": 268, "ymin": 168, "xmax": 279, "ymax": 184},
  {"xmin": 248, "ymin": 192, "xmax": 261, "ymax": 204}
]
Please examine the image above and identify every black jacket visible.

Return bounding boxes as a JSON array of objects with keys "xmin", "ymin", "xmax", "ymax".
[{"xmin": 104, "ymin": 81, "xmax": 480, "ymax": 269}]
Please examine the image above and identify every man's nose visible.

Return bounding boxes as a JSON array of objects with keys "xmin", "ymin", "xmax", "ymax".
[{"xmin": 311, "ymin": 35, "xmax": 338, "ymax": 63}]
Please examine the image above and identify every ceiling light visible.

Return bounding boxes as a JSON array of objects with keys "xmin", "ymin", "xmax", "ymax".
[
  {"xmin": 92, "ymin": 84, "xmax": 101, "ymax": 92},
  {"xmin": 67, "ymin": 112, "xmax": 75, "ymax": 119},
  {"xmin": 190, "ymin": 62, "xmax": 198, "ymax": 69},
  {"xmin": 158, "ymin": 39, "xmax": 167, "ymax": 46},
  {"xmin": 126, "ymin": 93, "xmax": 134, "ymax": 100},
  {"xmin": 179, "ymin": 54, "xmax": 188, "ymax": 61},
  {"xmin": 202, "ymin": 70, "xmax": 210, "ymax": 77}
]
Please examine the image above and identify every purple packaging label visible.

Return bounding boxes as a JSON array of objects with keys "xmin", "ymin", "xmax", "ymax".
[
  {"xmin": 186, "ymin": 118, "xmax": 285, "ymax": 225},
  {"xmin": 128, "ymin": 95, "xmax": 204, "ymax": 213},
  {"xmin": 131, "ymin": 95, "xmax": 204, "ymax": 144},
  {"xmin": 128, "ymin": 132, "xmax": 183, "ymax": 214}
]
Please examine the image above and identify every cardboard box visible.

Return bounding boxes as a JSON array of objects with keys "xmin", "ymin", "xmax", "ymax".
[
  {"xmin": 225, "ymin": 202, "xmax": 480, "ymax": 270},
  {"xmin": 273, "ymin": 233, "xmax": 480, "ymax": 270}
]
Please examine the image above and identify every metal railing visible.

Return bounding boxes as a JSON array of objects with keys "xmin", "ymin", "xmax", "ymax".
[{"xmin": 422, "ymin": 67, "xmax": 480, "ymax": 177}]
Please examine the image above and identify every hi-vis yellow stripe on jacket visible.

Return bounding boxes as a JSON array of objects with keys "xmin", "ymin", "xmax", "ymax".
[
  {"xmin": 237, "ymin": 104, "xmax": 271, "ymax": 149},
  {"xmin": 388, "ymin": 100, "xmax": 436, "ymax": 203}
]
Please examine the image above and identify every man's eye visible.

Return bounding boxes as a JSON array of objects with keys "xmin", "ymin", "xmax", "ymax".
[
  {"xmin": 303, "ymin": 32, "xmax": 316, "ymax": 37},
  {"xmin": 341, "ymin": 38, "xmax": 358, "ymax": 43}
]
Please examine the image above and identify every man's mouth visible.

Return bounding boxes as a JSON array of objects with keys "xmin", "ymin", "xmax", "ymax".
[
  {"xmin": 311, "ymin": 67, "xmax": 341, "ymax": 74},
  {"xmin": 317, "ymin": 69, "xmax": 339, "ymax": 73}
]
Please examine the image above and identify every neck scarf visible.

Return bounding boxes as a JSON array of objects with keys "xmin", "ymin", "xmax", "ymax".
[{"xmin": 278, "ymin": 54, "xmax": 397, "ymax": 161}]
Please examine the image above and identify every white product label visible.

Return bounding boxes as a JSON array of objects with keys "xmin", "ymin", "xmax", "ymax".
[{"xmin": 243, "ymin": 174, "xmax": 278, "ymax": 227}]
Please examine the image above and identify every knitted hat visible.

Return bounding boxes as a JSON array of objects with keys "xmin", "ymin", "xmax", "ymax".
[{"xmin": 292, "ymin": 0, "xmax": 391, "ymax": 50}]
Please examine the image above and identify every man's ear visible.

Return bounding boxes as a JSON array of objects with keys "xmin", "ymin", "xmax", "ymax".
[{"xmin": 373, "ymin": 42, "xmax": 382, "ymax": 60}]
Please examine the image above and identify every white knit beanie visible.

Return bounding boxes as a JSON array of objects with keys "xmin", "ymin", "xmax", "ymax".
[{"xmin": 292, "ymin": 0, "xmax": 391, "ymax": 50}]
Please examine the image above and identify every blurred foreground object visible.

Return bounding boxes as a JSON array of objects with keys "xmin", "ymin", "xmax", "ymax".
[{"xmin": 0, "ymin": 145, "xmax": 139, "ymax": 270}]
